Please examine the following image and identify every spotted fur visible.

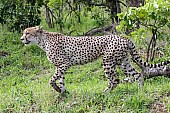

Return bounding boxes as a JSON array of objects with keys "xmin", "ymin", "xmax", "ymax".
[{"xmin": 20, "ymin": 26, "xmax": 170, "ymax": 93}]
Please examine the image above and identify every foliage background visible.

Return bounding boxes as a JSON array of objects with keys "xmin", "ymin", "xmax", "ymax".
[{"xmin": 0, "ymin": 0, "xmax": 170, "ymax": 112}]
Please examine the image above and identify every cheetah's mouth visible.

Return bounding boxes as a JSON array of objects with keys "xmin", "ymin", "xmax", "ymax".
[{"xmin": 24, "ymin": 40, "xmax": 31, "ymax": 44}]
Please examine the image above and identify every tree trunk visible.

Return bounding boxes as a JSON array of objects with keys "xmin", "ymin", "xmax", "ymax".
[
  {"xmin": 45, "ymin": 5, "xmax": 53, "ymax": 28},
  {"xmin": 106, "ymin": 0, "xmax": 121, "ymax": 23}
]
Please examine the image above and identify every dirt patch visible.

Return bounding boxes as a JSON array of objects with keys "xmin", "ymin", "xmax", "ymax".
[
  {"xmin": 148, "ymin": 92, "xmax": 169, "ymax": 113},
  {"xmin": 149, "ymin": 102, "xmax": 168, "ymax": 113}
]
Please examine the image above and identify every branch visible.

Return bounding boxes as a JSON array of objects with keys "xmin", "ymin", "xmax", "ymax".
[
  {"xmin": 102, "ymin": 31, "xmax": 113, "ymax": 35},
  {"xmin": 84, "ymin": 24, "xmax": 117, "ymax": 36},
  {"xmin": 124, "ymin": 66, "xmax": 170, "ymax": 83},
  {"xmin": 144, "ymin": 66, "xmax": 170, "ymax": 79}
]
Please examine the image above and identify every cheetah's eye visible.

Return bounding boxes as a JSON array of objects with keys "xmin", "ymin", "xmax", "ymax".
[{"xmin": 25, "ymin": 32, "xmax": 29, "ymax": 35}]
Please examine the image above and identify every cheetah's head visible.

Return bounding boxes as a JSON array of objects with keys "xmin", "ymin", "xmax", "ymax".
[{"xmin": 20, "ymin": 26, "xmax": 43, "ymax": 45}]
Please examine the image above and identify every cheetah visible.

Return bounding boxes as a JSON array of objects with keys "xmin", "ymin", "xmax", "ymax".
[{"xmin": 20, "ymin": 26, "xmax": 170, "ymax": 93}]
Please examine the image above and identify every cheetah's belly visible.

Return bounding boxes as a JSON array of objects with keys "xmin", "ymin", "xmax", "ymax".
[{"xmin": 69, "ymin": 47, "xmax": 101, "ymax": 65}]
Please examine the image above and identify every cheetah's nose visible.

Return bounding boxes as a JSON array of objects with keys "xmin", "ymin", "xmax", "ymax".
[{"xmin": 20, "ymin": 38, "xmax": 24, "ymax": 41}]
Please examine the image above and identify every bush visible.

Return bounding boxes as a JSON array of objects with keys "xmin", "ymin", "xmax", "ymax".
[{"xmin": 0, "ymin": 0, "xmax": 42, "ymax": 32}]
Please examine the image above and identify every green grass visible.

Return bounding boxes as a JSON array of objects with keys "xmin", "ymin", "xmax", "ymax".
[{"xmin": 0, "ymin": 29, "xmax": 170, "ymax": 113}]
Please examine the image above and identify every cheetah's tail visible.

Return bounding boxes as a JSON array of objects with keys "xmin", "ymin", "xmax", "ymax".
[{"xmin": 127, "ymin": 39, "xmax": 170, "ymax": 69}]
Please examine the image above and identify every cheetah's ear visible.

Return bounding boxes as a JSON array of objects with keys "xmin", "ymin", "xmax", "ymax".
[
  {"xmin": 39, "ymin": 26, "xmax": 43, "ymax": 30},
  {"xmin": 35, "ymin": 26, "xmax": 43, "ymax": 30},
  {"xmin": 35, "ymin": 26, "xmax": 43, "ymax": 33}
]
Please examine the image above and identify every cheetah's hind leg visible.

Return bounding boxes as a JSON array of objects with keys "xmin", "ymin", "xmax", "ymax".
[{"xmin": 121, "ymin": 57, "xmax": 144, "ymax": 87}]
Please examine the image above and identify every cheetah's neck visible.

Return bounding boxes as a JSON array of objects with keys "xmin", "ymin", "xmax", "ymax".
[
  {"xmin": 37, "ymin": 32, "xmax": 48, "ymax": 51},
  {"xmin": 37, "ymin": 31, "xmax": 64, "ymax": 52}
]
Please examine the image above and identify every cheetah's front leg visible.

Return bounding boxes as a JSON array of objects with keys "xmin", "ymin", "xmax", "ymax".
[
  {"xmin": 103, "ymin": 57, "xmax": 119, "ymax": 93},
  {"xmin": 49, "ymin": 64, "xmax": 69, "ymax": 93}
]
